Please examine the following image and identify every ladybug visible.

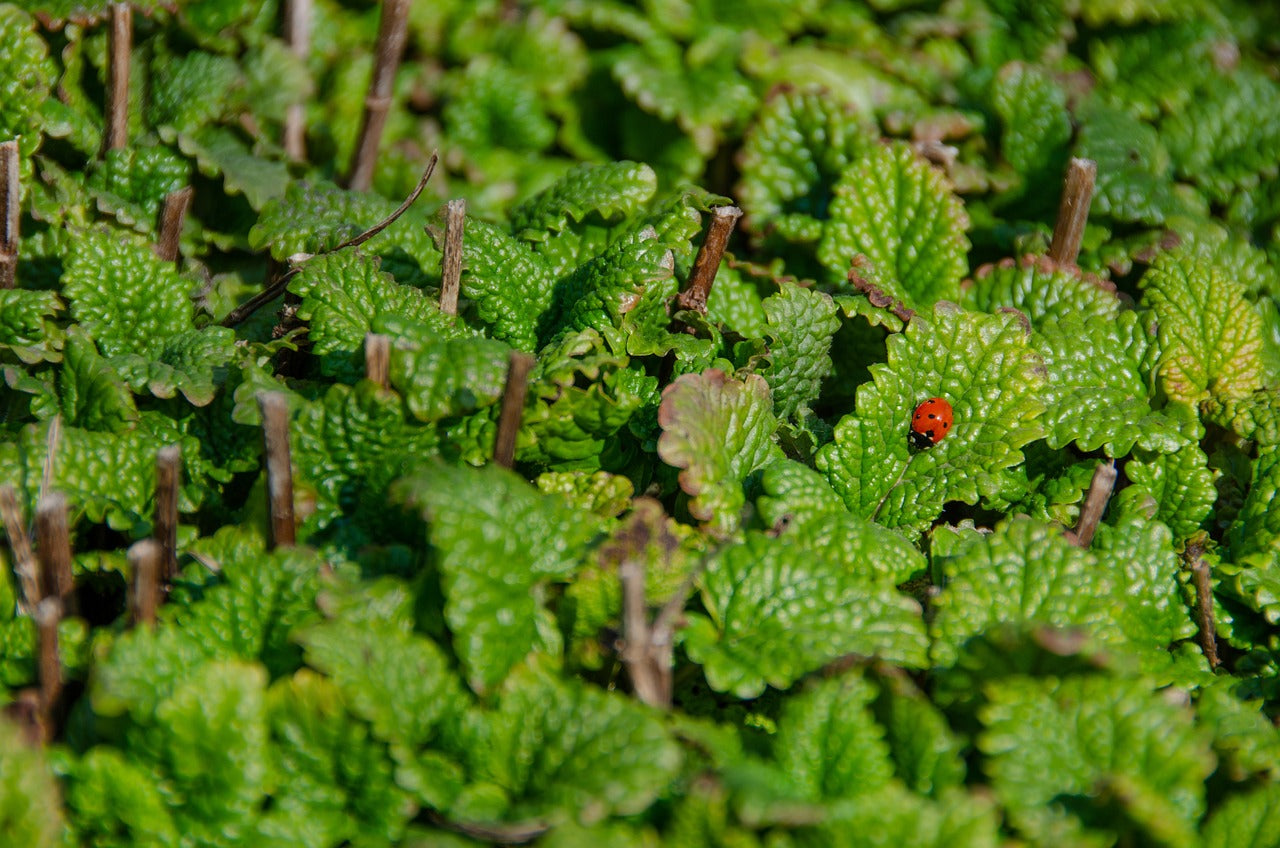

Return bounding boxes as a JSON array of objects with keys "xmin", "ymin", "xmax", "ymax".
[{"xmin": 910, "ymin": 397, "xmax": 953, "ymax": 447}]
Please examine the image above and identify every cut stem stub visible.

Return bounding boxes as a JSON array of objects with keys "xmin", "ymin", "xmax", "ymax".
[
  {"xmin": 1048, "ymin": 157, "xmax": 1097, "ymax": 267},
  {"xmin": 257, "ymin": 392, "xmax": 296, "ymax": 549},
  {"xmin": 677, "ymin": 205, "xmax": 742, "ymax": 314}
]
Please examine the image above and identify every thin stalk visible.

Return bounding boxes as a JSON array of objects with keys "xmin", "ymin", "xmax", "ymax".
[
  {"xmin": 1048, "ymin": 157, "xmax": 1097, "ymax": 267},
  {"xmin": 155, "ymin": 187, "xmax": 192, "ymax": 265},
  {"xmin": 128, "ymin": 539, "xmax": 161, "ymax": 628},
  {"xmin": 33, "ymin": 597, "xmax": 61, "ymax": 743},
  {"xmin": 1187, "ymin": 545, "xmax": 1220, "ymax": 668},
  {"xmin": 364, "ymin": 332, "xmax": 390, "ymax": 387},
  {"xmin": 154, "ymin": 445, "xmax": 180, "ymax": 583},
  {"xmin": 345, "ymin": 0, "xmax": 412, "ymax": 191},
  {"xmin": 676, "ymin": 206, "xmax": 742, "ymax": 314},
  {"xmin": 104, "ymin": 3, "xmax": 132, "ymax": 154},
  {"xmin": 1070, "ymin": 460, "xmax": 1116, "ymax": 548},
  {"xmin": 35, "ymin": 493, "xmax": 74, "ymax": 614},
  {"xmin": 282, "ymin": 0, "xmax": 313, "ymax": 160},
  {"xmin": 257, "ymin": 392, "xmax": 296, "ymax": 549},
  {"xmin": 0, "ymin": 140, "xmax": 18, "ymax": 289},
  {"xmin": 493, "ymin": 351, "xmax": 535, "ymax": 469},
  {"xmin": 0, "ymin": 485, "xmax": 38, "ymax": 611},
  {"xmin": 440, "ymin": 198, "xmax": 466, "ymax": 315}
]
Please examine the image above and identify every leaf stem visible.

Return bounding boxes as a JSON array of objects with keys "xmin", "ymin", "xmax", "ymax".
[
  {"xmin": 439, "ymin": 198, "xmax": 466, "ymax": 316},
  {"xmin": 257, "ymin": 392, "xmax": 296, "ymax": 549},
  {"xmin": 1068, "ymin": 460, "xmax": 1115, "ymax": 548},
  {"xmin": 128, "ymin": 538, "xmax": 161, "ymax": 629},
  {"xmin": 0, "ymin": 485, "xmax": 38, "ymax": 612},
  {"xmin": 282, "ymin": 0, "xmax": 312, "ymax": 160},
  {"xmin": 35, "ymin": 493, "xmax": 75, "ymax": 615},
  {"xmin": 1048, "ymin": 157, "xmax": 1097, "ymax": 267},
  {"xmin": 677, "ymin": 205, "xmax": 742, "ymax": 314},
  {"xmin": 364, "ymin": 332, "xmax": 390, "ymax": 387},
  {"xmin": 345, "ymin": 0, "xmax": 411, "ymax": 191},
  {"xmin": 0, "ymin": 139, "xmax": 17, "ymax": 289},
  {"xmin": 155, "ymin": 186, "xmax": 192, "ymax": 266},
  {"xmin": 103, "ymin": 3, "xmax": 131, "ymax": 154},
  {"xmin": 154, "ymin": 445, "xmax": 180, "ymax": 583},
  {"xmin": 493, "ymin": 351, "xmax": 535, "ymax": 469}
]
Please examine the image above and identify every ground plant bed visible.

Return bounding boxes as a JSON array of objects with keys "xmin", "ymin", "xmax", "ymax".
[{"xmin": 2, "ymin": 1, "xmax": 1280, "ymax": 845}]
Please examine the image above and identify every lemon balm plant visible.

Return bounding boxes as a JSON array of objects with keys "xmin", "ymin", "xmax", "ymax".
[{"xmin": 2, "ymin": 1, "xmax": 1280, "ymax": 846}]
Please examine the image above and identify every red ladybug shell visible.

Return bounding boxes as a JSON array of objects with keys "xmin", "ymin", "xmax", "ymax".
[{"xmin": 910, "ymin": 397, "xmax": 953, "ymax": 447}]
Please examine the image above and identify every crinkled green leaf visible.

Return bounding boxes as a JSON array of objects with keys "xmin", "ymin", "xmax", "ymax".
[
  {"xmin": 457, "ymin": 216, "xmax": 556, "ymax": 350},
  {"xmin": 816, "ymin": 304, "xmax": 1045, "ymax": 534},
  {"xmin": 0, "ymin": 289, "xmax": 62, "ymax": 363},
  {"xmin": 536, "ymin": 470, "xmax": 634, "ymax": 519},
  {"xmin": 149, "ymin": 50, "xmax": 241, "ymax": 134},
  {"xmin": 1115, "ymin": 444, "xmax": 1216, "ymax": 539},
  {"xmin": 0, "ymin": 6, "xmax": 56, "ymax": 158},
  {"xmin": 388, "ymin": 335, "xmax": 509, "ymax": 423},
  {"xmin": 1141, "ymin": 245, "xmax": 1264, "ymax": 403},
  {"xmin": 176, "ymin": 126, "xmax": 290, "ymax": 211},
  {"xmin": 757, "ymin": 282, "xmax": 839, "ymax": 420},
  {"xmin": 682, "ymin": 530, "xmax": 928, "ymax": 698},
  {"xmin": 60, "ymin": 747, "xmax": 177, "ymax": 848},
  {"xmin": 510, "ymin": 161, "xmax": 659, "ymax": 275},
  {"xmin": 755, "ymin": 458, "xmax": 847, "ymax": 530},
  {"xmin": 1201, "ymin": 782, "xmax": 1280, "ymax": 848},
  {"xmin": 773, "ymin": 672, "xmax": 895, "ymax": 800},
  {"xmin": 736, "ymin": 89, "xmax": 879, "ymax": 244},
  {"xmin": 445, "ymin": 62, "xmax": 557, "ymax": 154},
  {"xmin": 288, "ymin": 251, "xmax": 466, "ymax": 378},
  {"xmin": 1163, "ymin": 68, "xmax": 1280, "ymax": 204},
  {"xmin": 1037, "ymin": 311, "xmax": 1192, "ymax": 456},
  {"xmin": 85, "ymin": 144, "xmax": 190, "ymax": 233},
  {"xmin": 260, "ymin": 670, "xmax": 414, "ymax": 847},
  {"xmin": 58, "ymin": 326, "xmax": 138, "ymax": 432},
  {"xmin": 1204, "ymin": 389, "xmax": 1280, "ymax": 447},
  {"xmin": 960, "ymin": 255, "xmax": 1120, "ymax": 329},
  {"xmin": 980, "ymin": 675, "xmax": 1214, "ymax": 845},
  {"xmin": 61, "ymin": 228, "xmax": 194, "ymax": 358},
  {"xmin": 871, "ymin": 672, "xmax": 968, "ymax": 797},
  {"xmin": 1075, "ymin": 102, "xmax": 1183, "ymax": 225},
  {"xmin": 1088, "ymin": 20, "xmax": 1221, "ymax": 122},
  {"xmin": 1092, "ymin": 516, "xmax": 1198, "ymax": 650},
  {"xmin": 657, "ymin": 370, "xmax": 780, "ymax": 536},
  {"xmin": 295, "ymin": 619, "xmax": 465, "ymax": 748},
  {"xmin": 1227, "ymin": 445, "xmax": 1280, "ymax": 561},
  {"xmin": 705, "ymin": 263, "xmax": 768, "ymax": 337},
  {"xmin": 990, "ymin": 62, "xmax": 1071, "ymax": 186},
  {"xmin": 394, "ymin": 463, "xmax": 603, "ymax": 693},
  {"xmin": 0, "ymin": 719, "xmax": 62, "ymax": 848},
  {"xmin": 110, "ymin": 326, "xmax": 236, "ymax": 406},
  {"xmin": 456, "ymin": 667, "xmax": 681, "ymax": 823},
  {"xmin": 817, "ymin": 142, "xmax": 970, "ymax": 304},
  {"xmin": 1195, "ymin": 682, "xmax": 1280, "ymax": 780}
]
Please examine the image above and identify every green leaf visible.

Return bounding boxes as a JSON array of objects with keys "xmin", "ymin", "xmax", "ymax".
[
  {"xmin": 816, "ymin": 304, "xmax": 1046, "ymax": 534},
  {"xmin": 990, "ymin": 62, "xmax": 1071, "ymax": 187},
  {"xmin": 288, "ymin": 251, "xmax": 466, "ymax": 378},
  {"xmin": 296, "ymin": 620, "xmax": 465, "ymax": 748},
  {"xmin": 85, "ymin": 144, "xmax": 190, "ymax": 233},
  {"xmin": 1075, "ymin": 102, "xmax": 1183, "ymax": 226},
  {"xmin": 536, "ymin": 471, "xmax": 634, "ymax": 519},
  {"xmin": 457, "ymin": 667, "xmax": 681, "ymax": 823},
  {"xmin": 1091, "ymin": 517, "xmax": 1198, "ymax": 651},
  {"xmin": 1201, "ymin": 783, "xmax": 1280, "ymax": 848},
  {"xmin": 1227, "ymin": 445, "xmax": 1280, "ymax": 561},
  {"xmin": 757, "ymin": 282, "xmax": 840, "ymax": 420},
  {"xmin": 110, "ymin": 326, "xmax": 237, "ymax": 406},
  {"xmin": 1036, "ymin": 311, "xmax": 1192, "ymax": 456},
  {"xmin": 773, "ymin": 672, "xmax": 895, "ymax": 800},
  {"xmin": 510, "ymin": 161, "xmax": 659, "ymax": 275},
  {"xmin": 444, "ymin": 62, "xmax": 557, "ymax": 154},
  {"xmin": 871, "ymin": 672, "xmax": 968, "ymax": 797},
  {"xmin": 1141, "ymin": 245, "xmax": 1264, "ymax": 403},
  {"xmin": 1115, "ymin": 444, "xmax": 1216, "ymax": 539},
  {"xmin": 0, "ymin": 719, "xmax": 63, "ymax": 848},
  {"xmin": 736, "ymin": 89, "xmax": 879, "ymax": 244},
  {"xmin": 61, "ymin": 228, "xmax": 194, "ymax": 358},
  {"xmin": 0, "ymin": 289, "xmax": 62, "ymax": 363},
  {"xmin": 792, "ymin": 785, "xmax": 1000, "ymax": 848},
  {"xmin": 960, "ymin": 255, "xmax": 1120, "ymax": 329},
  {"xmin": 980, "ymin": 675, "xmax": 1214, "ymax": 845},
  {"xmin": 1195, "ymin": 682, "xmax": 1280, "ymax": 780},
  {"xmin": 61, "ymin": 747, "xmax": 178, "ymax": 848},
  {"xmin": 0, "ymin": 5, "xmax": 57, "ymax": 158},
  {"xmin": 260, "ymin": 670, "xmax": 414, "ymax": 847},
  {"xmin": 457, "ymin": 216, "xmax": 556, "ymax": 351},
  {"xmin": 705, "ymin": 263, "xmax": 768, "ymax": 337},
  {"xmin": 393, "ymin": 463, "xmax": 603, "ymax": 693},
  {"xmin": 388, "ymin": 335, "xmax": 509, "ymax": 424},
  {"xmin": 755, "ymin": 458, "xmax": 847, "ymax": 530},
  {"xmin": 176, "ymin": 126, "xmax": 291, "ymax": 211},
  {"xmin": 58, "ymin": 327, "xmax": 139, "ymax": 432},
  {"xmin": 682, "ymin": 530, "xmax": 928, "ymax": 698},
  {"xmin": 657, "ymin": 370, "xmax": 780, "ymax": 536},
  {"xmin": 149, "ymin": 49, "xmax": 241, "ymax": 134},
  {"xmin": 817, "ymin": 142, "xmax": 970, "ymax": 304}
]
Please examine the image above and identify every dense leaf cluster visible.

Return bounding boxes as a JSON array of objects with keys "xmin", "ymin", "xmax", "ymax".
[{"xmin": 2, "ymin": 1, "xmax": 1280, "ymax": 846}]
